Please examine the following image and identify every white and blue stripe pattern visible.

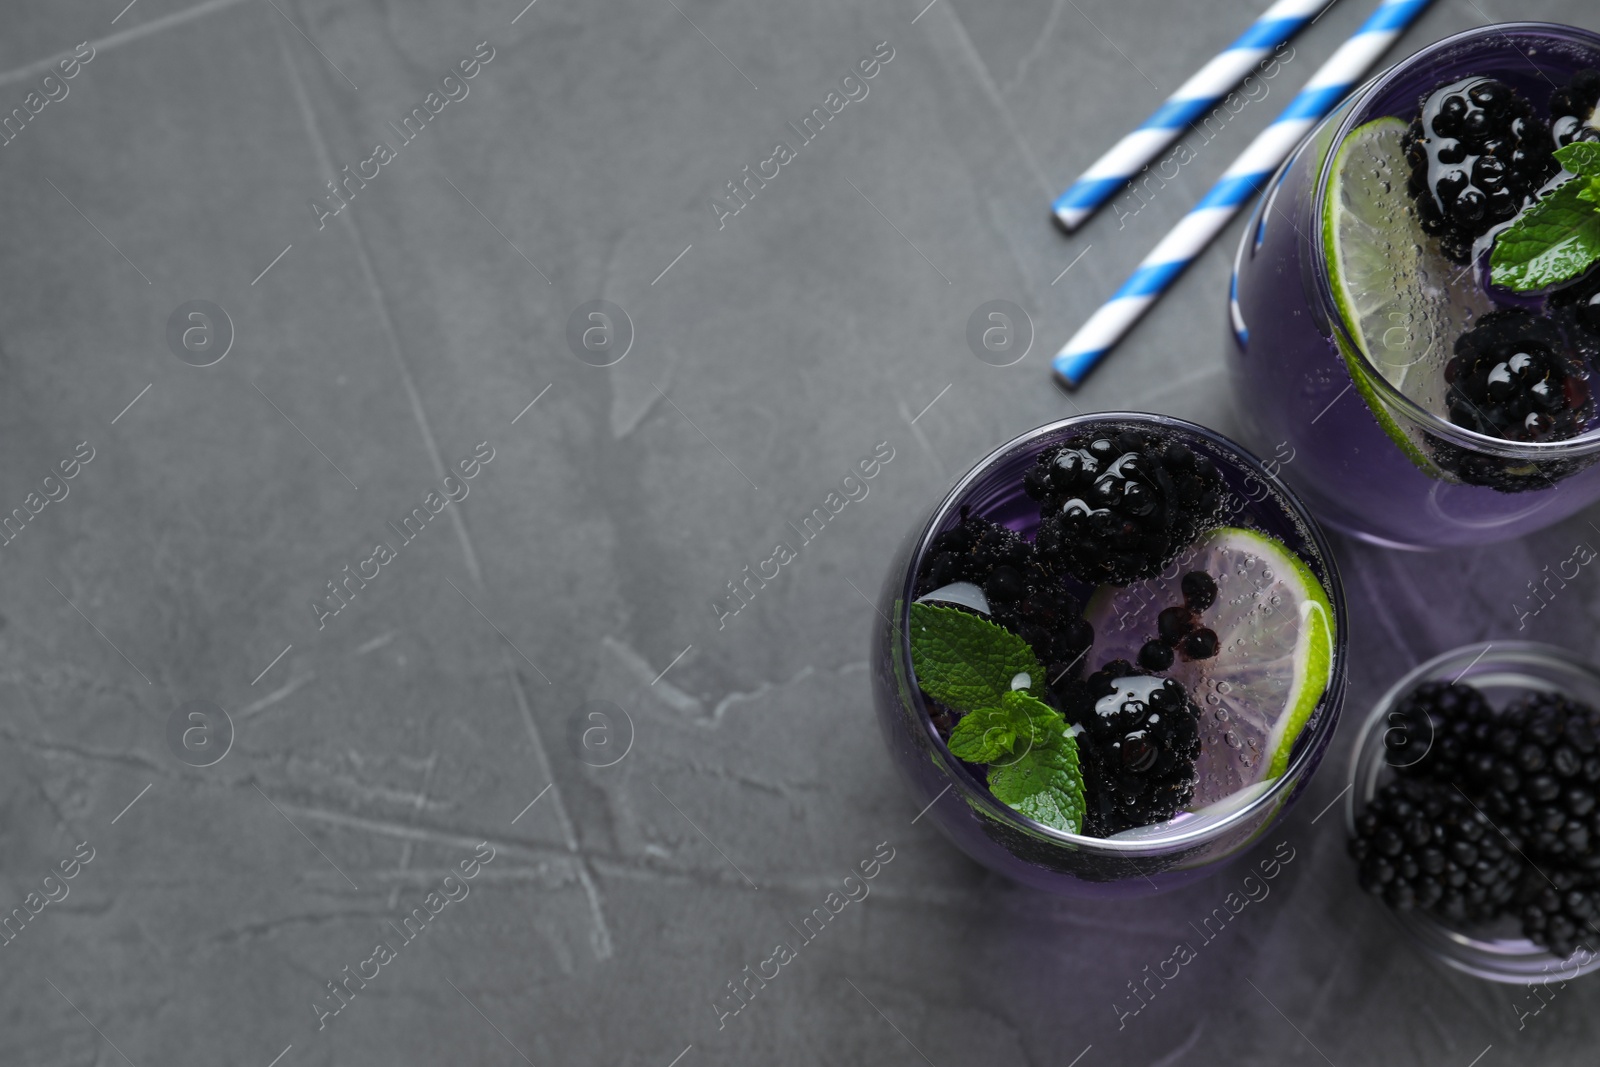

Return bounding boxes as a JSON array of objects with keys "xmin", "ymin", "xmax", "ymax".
[
  {"xmin": 1053, "ymin": 0, "xmax": 1434, "ymax": 389},
  {"xmin": 1051, "ymin": 0, "xmax": 1335, "ymax": 231}
]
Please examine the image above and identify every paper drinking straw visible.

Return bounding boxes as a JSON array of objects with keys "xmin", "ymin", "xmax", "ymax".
[
  {"xmin": 1052, "ymin": 0, "xmax": 1338, "ymax": 231},
  {"xmin": 1052, "ymin": 0, "xmax": 1434, "ymax": 390}
]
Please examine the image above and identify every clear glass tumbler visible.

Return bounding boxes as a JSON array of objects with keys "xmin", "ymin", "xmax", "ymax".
[
  {"xmin": 1230, "ymin": 23, "xmax": 1600, "ymax": 549},
  {"xmin": 870, "ymin": 413, "xmax": 1348, "ymax": 896}
]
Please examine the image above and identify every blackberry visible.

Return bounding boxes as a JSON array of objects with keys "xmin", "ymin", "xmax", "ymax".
[
  {"xmin": 917, "ymin": 510, "xmax": 1027, "ymax": 594},
  {"xmin": 1133, "ymin": 575, "xmax": 1221, "ymax": 670},
  {"xmin": 1383, "ymin": 679, "xmax": 1497, "ymax": 778},
  {"xmin": 1157, "ymin": 605, "xmax": 1195, "ymax": 644},
  {"xmin": 1550, "ymin": 69, "xmax": 1600, "ymax": 148},
  {"xmin": 1181, "ymin": 570, "xmax": 1218, "ymax": 612},
  {"xmin": 1548, "ymin": 268, "xmax": 1600, "ymax": 337},
  {"xmin": 1446, "ymin": 310, "xmax": 1591, "ymax": 445},
  {"xmin": 1179, "ymin": 628, "xmax": 1218, "ymax": 661},
  {"xmin": 1468, "ymin": 692, "xmax": 1600, "ymax": 866},
  {"xmin": 1403, "ymin": 77, "xmax": 1557, "ymax": 263},
  {"xmin": 1349, "ymin": 776, "xmax": 1522, "ymax": 924},
  {"xmin": 1064, "ymin": 661, "xmax": 1201, "ymax": 837},
  {"xmin": 1357, "ymin": 680, "xmax": 1600, "ymax": 953},
  {"xmin": 1137, "ymin": 639, "xmax": 1174, "ymax": 672},
  {"xmin": 1519, "ymin": 868, "xmax": 1600, "ymax": 959},
  {"xmin": 1429, "ymin": 308, "xmax": 1597, "ymax": 491},
  {"xmin": 1027, "ymin": 430, "xmax": 1223, "ymax": 585},
  {"xmin": 916, "ymin": 513, "xmax": 1094, "ymax": 682}
]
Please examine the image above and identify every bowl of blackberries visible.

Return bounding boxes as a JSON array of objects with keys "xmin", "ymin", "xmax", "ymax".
[{"xmin": 1348, "ymin": 642, "xmax": 1600, "ymax": 982}]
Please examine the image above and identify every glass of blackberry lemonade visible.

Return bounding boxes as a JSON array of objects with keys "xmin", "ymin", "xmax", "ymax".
[
  {"xmin": 871, "ymin": 414, "xmax": 1346, "ymax": 895},
  {"xmin": 1231, "ymin": 23, "xmax": 1600, "ymax": 548}
]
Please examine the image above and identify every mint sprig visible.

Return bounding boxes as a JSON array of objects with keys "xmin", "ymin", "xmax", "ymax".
[
  {"xmin": 988, "ymin": 737, "xmax": 1085, "ymax": 837},
  {"xmin": 947, "ymin": 705, "xmax": 1019, "ymax": 763},
  {"xmin": 908, "ymin": 602, "xmax": 1085, "ymax": 833},
  {"xmin": 1490, "ymin": 143, "xmax": 1600, "ymax": 292},
  {"xmin": 908, "ymin": 600, "xmax": 1042, "ymax": 708},
  {"xmin": 1559, "ymin": 141, "xmax": 1600, "ymax": 180},
  {"xmin": 947, "ymin": 690, "xmax": 1062, "ymax": 763}
]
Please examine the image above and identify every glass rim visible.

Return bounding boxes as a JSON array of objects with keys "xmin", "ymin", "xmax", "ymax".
[
  {"xmin": 1346, "ymin": 639, "xmax": 1600, "ymax": 983},
  {"xmin": 896, "ymin": 411, "xmax": 1349, "ymax": 855},
  {"xmin": 1310, "ymin": 20, "xmax": 1600, "ymax": 461}
]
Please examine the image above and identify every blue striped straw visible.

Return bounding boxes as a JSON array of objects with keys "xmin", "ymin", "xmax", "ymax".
[
  {"xmin": 1052, "ymin": 0, "xmax": 1337, "ymax": 231},
  {"xmin": 1053, "ymin": 0, "xmax": 1434, "ymax": 389}
]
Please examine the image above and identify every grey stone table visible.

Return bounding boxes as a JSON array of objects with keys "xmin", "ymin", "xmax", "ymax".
[{"xmin": 2, "ymin": 0, "xmax": 1598, "ymax": 1064}]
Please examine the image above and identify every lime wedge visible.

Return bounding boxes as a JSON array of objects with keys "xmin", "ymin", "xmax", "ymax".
[
  {"xmin": 1323, "ymin": 116, "xmax": 1491, "ymax": 477},
  {"xmin": 1083, "ymin": 527, "xmax": 1335, "ymax": 797}
]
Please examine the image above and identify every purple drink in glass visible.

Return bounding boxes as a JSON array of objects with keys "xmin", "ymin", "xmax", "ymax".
[
  {"xmin": 870, "ymin": 414, "xmax": 1347, "ymax": 896},
  {"xmin": 1231, "ymin": 23, "xmax": 1600, "ymax": 549}
]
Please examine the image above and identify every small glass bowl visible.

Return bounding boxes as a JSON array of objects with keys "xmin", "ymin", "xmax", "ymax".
[{"xmin": 1348, "ymin": 641, "xmax": 1600, "ymax": 984}]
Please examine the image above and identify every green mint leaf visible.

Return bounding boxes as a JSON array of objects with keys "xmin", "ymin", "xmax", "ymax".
[
  {"xmin": 1000, "ymin": 689, "xmax": 1066, "ymax": 747},
  {"xmin": 1580, "ymin": 176, "xmax": 1600, "ymax": 208},
  {"xmin": 946, "ymin": 706, "xmax": 1016, "ymax": 763},
  {"xmin": 1557, "ymin": 141, "xmax": 1600, "ymax": 179},
  {"xmin": 908, "ymin": 602, "xmax": 1043, "ymax": 712},
  {"xmin": 1490, "ymin": 178, "xmax": 1600, "ymax": 292},
  {"xmin": 907, "ymin": 603, "xmax": 1082, "ymax": 830},
  {"xmin": 987, "ymin": 729, "xmax": 1085, "ymax": 835},
  {"xmin": 947, "ymin": 690, "xmax": 1063, "ymax": 763}
]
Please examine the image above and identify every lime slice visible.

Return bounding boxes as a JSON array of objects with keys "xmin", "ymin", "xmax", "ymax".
[
  {"xmin": 1323, "ymin": 116, "xmax": 1492, "ymax": 478},
  {"xmin": 1083, "ymin": 527, "xmax": 1335, "ymax": 798}
]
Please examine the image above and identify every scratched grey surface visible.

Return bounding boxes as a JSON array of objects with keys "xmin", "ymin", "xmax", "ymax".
[{"xmin": 4, "ymin": 0, "xmax": 1600, "ymax": 1065}]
